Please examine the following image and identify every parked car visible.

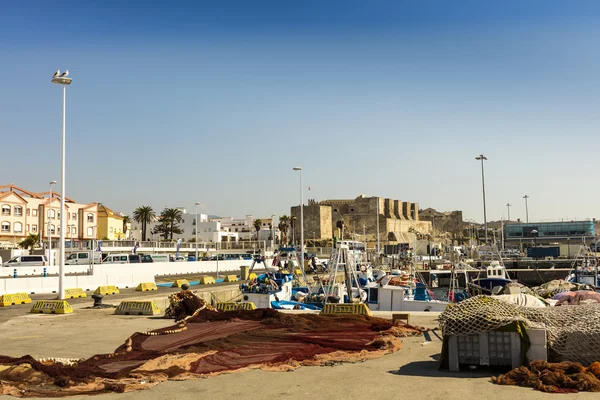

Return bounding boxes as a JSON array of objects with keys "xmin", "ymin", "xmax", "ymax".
[
  {"xmin": 65, "ymin": 251, "xmax": 102, "ymax": 265},
  {"xmin": 103, "ymin": 254, "xmax": 141, "ymax": 264},
  {"xmin": 141, "ymin": 254, "xmax": 169, "ymax": 263},
  {"xmin": 2, "ymin": 255, "xmax": 47, "ymax": 267}
]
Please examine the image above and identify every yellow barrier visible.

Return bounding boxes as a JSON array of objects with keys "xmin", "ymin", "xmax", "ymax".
[
  {"xmin": 30, "ymin": 300, "xmax": 73, "ymax": 314},
  {"xmin": 248, "ymin": 273, "xmax": 257, "ymax": 280},
  {"xmin": 199, "ymin": 276, "xmax": 216, "ymax": 284},
  {"xmin": 115, "ymin": 301, "xmax": 160, "ymax": 316},
  {"xmin": 136, "ymin": 282, "xmax": 158, "ymax": 292},
  {"xmin": 294, "ymin": 269, "xmax": 303, "ymax": 275},
  {"xmin": 172, "ymin": 279, "xmax": 190, "ymax": 288},
  {"xmin": 320, "ymin": 303, "xmax": 373, "ymax": 317},
  {"xmin": 64, "ymin": 288, "xmax": 87, "ymax": 299},
  {"xmin": 223, "ymin": 275, "xmax": 238, "ymax": 282},
  {"xmin": 0, "ymin": 292, "xmax": 32, "ymax": 307},
  {"xmin": 94, "ymin": 286, "xmax": 120, "ymax": 295},
  {"xmin": 216, "ymin": 302, "xmax": 257, "ymax": 311}
]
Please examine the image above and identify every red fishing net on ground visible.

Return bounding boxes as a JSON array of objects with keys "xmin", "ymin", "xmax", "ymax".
[
  {"xmin": 0, "ymin": 308, "xmax": 422, "ymax": 397},
  {"xmin": 492, "ymin": 360, "xmax": 600, "ymax": 393}
]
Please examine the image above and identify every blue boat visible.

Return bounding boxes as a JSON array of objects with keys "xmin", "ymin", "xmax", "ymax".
[{"xmin": 471, "ymin": 261, "xmax": 512, "ymax": 294}]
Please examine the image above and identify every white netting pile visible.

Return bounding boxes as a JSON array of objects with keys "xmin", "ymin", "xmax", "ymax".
[
  {"xmin": 532, "ymin": 280, "xmax": 592, "ymax": 299},
  {"xmin": 439, "ymin": 295, "xmax": 600, "ymax": 364}
]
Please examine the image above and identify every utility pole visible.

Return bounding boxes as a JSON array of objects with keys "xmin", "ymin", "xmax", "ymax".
[
  {"xmin": 506, "ymin": 203, "xmax": 512, "ymax": 222},
  {"xmin": 475, "ymin": 155, "xmax": 488, "ymax": 244},
  {"xmin": 523, "ymin": 195, "xmax": 530, "ymax": 223}
]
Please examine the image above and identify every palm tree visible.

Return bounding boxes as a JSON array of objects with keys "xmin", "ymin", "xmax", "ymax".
[
  {"xmin": 19, "ymin": 233, "xmax": 40, "ymax": 250},
  {"xmin": 278, "ymin": 215, "xmax": 290, "ymax": 244},
  {"xmin": 162, "ymin": 208, "xmax": 184, "ymax": 240},
  {"xmin": 122, "ymin": 215, "xmax": 131, "ymax": 235},
  {"xmin": 290, "ymin": 216, "xmax": 297, "ymax": 244},
  {"xmin": 133, "ymin": 206, "xmax": 156, "ymax": 241},
  {"xmin": 253, "ymin": 219, "xmax": 262, "ymax": 240}
]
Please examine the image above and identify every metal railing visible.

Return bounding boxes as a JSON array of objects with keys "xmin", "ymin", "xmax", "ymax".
[{"xmin": 46, "ymin": 239, "xmax": 270, "ymax": 252}]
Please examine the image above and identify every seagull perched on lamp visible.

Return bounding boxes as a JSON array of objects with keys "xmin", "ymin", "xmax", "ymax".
[
  {"xmin": 59, "ymin": 70, "xmax": 69, "ymax": 77},
  {"xmin": 53, "ymin": 69, "xmax": 60, "ymax": 78}
]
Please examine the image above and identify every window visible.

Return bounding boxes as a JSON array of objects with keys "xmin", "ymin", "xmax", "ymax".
[
  {"xmin": 71, "ymin": 227, "xmax": 76, "ymax": 234},
  {"xmin": 13, "ymin": 222, "xmax": 22, "ymax": 233},
  {"xmin": 48, "ymin": 209, "xmax": 55, "ymax": 219},
  {"xmin": 26, "ymin": 224, "xmax": 30, "ymax": 232},
  {"xmin": 87, "ymin": 227, "xmax": 93, "ymax": 236},
  {"xmin": 72, "ymin": 213, "xmax": 77, "ymax": 220},
  {"xmin": 32, "ymin": 225, "xmax": 37, "ymax": 233},
  {"xmin": 1, "ymin": 205, "xmax": 10, "ymax": 216},
  {"xmin": 87, "ymin": 214, "xmax": 94, "ymax": 223},
  {"xmin": 1, "ymin": 222, "xmax": 9, "ymax": 232},
  {"xmin": 26, "ymin": 208, "xmax": 31, "ymax": 216},
  {"xmin": 14, "ymin": 206, "xmax": 23, "ymax": 216},
  {"xmin": 32, "ymin": 209, "xmax": 37, "ymax": 217},
  {"xmin": 78, "ymin": 253, "xmax": 88, "ymax": 259},
  {"xmin": 49, "ymin": 224, "xmax": 56, "ymax": 234},
  {"xmin": 110, "ymin": 227, "xmax": 114, "ymax": 233}
]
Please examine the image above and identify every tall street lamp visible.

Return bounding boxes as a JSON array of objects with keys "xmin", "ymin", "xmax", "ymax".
[
  {"xmin": 195, "ymin": 202, "xmax": 201, "ymax": 261},
  {"xmin": 376, "ymin": 199, "xmax": 381, "ymax": 254},
  {"xmin": 475, "ymin": 154, "xmax": 488, "ymax": 244},
  {"xmin": 48, "ymin": 180, "xmax": 56, "ymax": 266},
  {"xmin": 523, "ymin": 195, "xmax": 530, "ymax": 223},
  {"xmin": 52, "ymin": 69, "xmax": 72, "ymax": 300},
  {"xmin": 506, "ymin": 203, "xmax": 512, "ymax": 222},
  {"xmin": 293, "ymin": 167, "xmax": 304, "ymax": 262}
]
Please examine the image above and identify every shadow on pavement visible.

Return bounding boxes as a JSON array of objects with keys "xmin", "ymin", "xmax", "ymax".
[{"xmin": 388, "ymin": 359, "xmax": 500, "ymax": 379}]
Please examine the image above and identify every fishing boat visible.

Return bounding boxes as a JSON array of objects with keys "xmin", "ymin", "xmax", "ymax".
[
  {"xmin": 469, "ymin": 260, "xmax": 512, "ymax": 295},
  {"xmin": 567, "ymin": 247, "xmax": 599, "ymax": 286}
]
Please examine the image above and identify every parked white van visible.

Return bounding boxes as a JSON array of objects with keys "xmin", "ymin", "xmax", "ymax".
[
  {"xmin": 102, "ymin": 254, "xmax": 142, "ymax": 264},
  {"xmin": 65, "ymin": 252, "xmax": 102, "ymax": 265},
  {"xmin": 2, "ymin": 255, "xmax": 47, "ymax": 267}
]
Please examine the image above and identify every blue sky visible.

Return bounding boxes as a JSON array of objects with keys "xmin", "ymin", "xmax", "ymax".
[{"xmin": 1, "ymin": 0, "xmax": 600, "ymax": 223}]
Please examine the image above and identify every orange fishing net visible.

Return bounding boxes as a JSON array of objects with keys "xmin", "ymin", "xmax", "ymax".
[{"xmin": 492, "ymin": 360, "xmax": 600, "ymax": 393}]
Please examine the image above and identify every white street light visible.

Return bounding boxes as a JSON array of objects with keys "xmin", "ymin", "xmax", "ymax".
[
  {"xmin": 523, "ymin": 195, "xmax": 530, "ymax": 223},
  {"xmin": 195, "ymin": 202, "xmax": 201, "ymax": 261},
  {"xmin": 52, "ymin": 69, "xmax": 72, "ymax": 300},
  {"xmin": 376, "ymin": 199, "xmax": 381, "ymax": 254},
  {"xmin": 293, "ymin": 167, "xmax": 304, "ymax": 263},
  {"xmin": 475, "ymin": 154, "xmax": 488, "ymax": 244},
  {"xmin": 48, "ymin": 180, "xmax": 56, "ymax": 267},
  {"xmin": 506, "ymin": 203, "xmax": 512, "ymax": 222}
]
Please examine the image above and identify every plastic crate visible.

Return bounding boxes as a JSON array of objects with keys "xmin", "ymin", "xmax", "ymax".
[{"xmin": 448, "ymin": 331, "xmax": 522, "ymax": 372}]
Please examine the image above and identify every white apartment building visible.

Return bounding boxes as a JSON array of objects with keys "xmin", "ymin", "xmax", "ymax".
[
  {"xmin": 0, "ymin": 184, "xmax": 98, "ymax": 247},
  {"xmin": 130, "ymin": 210, "xmax": 239, "ymax": 243},
  {"xmin": 210, "ymin": 216, "xmax": 255, "ymax": 240}
]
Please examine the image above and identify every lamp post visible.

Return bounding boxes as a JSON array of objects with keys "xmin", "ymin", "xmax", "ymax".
[
  {"xmin": 68, "ymin": 224, "xmax": 75, "ymax": 248},
  {"xmin": 195, "ymin": 202, "xmax": 201, "ymax": 261},
  {"xmin": 475, "ymin": 154, "xmax": 488, "ymax": 244},
  {"xmin": 52, "ymin": 70, "xmax": 72, "ymax": 300},
  {"xmin": 523, "ymin": 195, "xmax": 530, "ymax": 223},
  {"xmin": 376, "ymin": 198, "xmax": 381, "ymax": 254},
  {"xmin": 48, "ymin": 181, "xmax": 56, "ymax": 266},
  {"xmin": 506, "ymin": 203, "xmax": 512, "ymax": 222},
  {"xmin": 293, "ymin": 167, "xmax": 304, "ymax": 262}
]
